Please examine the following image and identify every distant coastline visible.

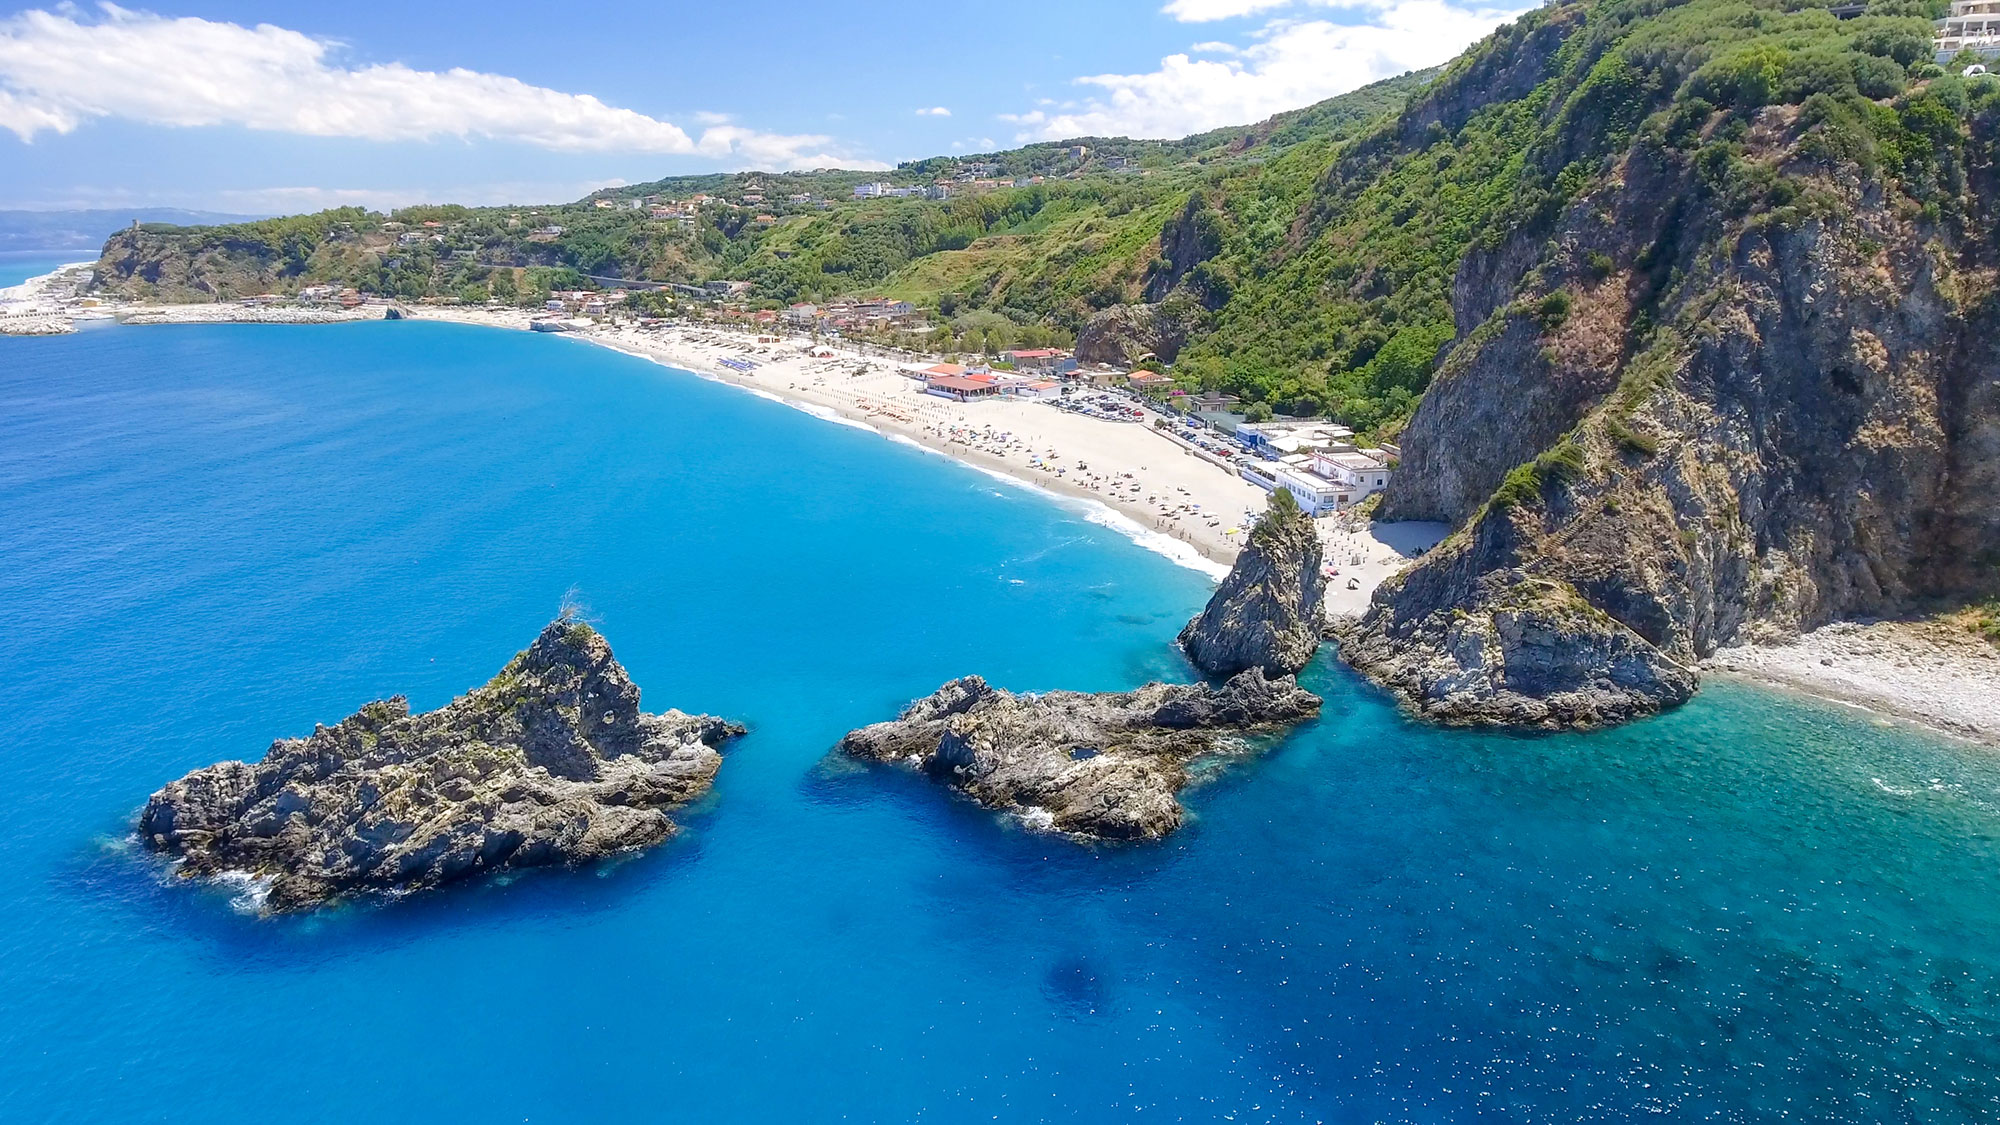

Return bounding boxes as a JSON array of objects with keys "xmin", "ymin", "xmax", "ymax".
[
  {"xmin": 27, "ymin": 288, "xmax": 1999, "ymax": 748},
  {"xmin": 23, "ymin": 288, "xmax": 1266, "ymax": 576}
]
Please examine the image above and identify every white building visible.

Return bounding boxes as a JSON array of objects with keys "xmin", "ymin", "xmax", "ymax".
[
  {"xmin": 1237, "ymin": 421, "xmax": 1355, "ymax": 457},
  {"xmin": 1938, "ymin": 0, "xmax": 2000, "ymax": 60},
  {"xmin": 1240, "ymin": 462, "xmax": 1351, "ymax": 515},
  {"xmin": 1311, "ymin": 448, "xmax": 1394, "ymax": 501}
]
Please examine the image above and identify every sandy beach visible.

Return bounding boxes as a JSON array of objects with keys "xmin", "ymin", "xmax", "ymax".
[
  {"xmin": 14, "ymin": 287, "xmax": 1445, "ymax": 599},
  {"xmin": 1318, "ymin": 513, "xmax": 1450, "ymax": 617},
  {"xmin": 414, "ymin": 307, "xmax": 1281, "ymax": 568},
  {"xmin": 1707, "ymin": 620, "xmax": 2000, "ymax": 747},
  {"xmin": 0, "ymin": 260, "xmax": 96, "ymax": 335}
]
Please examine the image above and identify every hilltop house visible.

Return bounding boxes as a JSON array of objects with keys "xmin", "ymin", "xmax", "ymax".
[{"xmin": 1937, "ymin": 0, "xmax": 2000, "ymax": 59}]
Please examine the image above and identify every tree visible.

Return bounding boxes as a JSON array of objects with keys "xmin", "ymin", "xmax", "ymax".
[
  {"xmin": 1259, "ymin": 485, "xmax": 1300, "ymax": 533},
  {"xmin": 1244, "ymin": 401, "xmax": 1274, "ymax": 423}
]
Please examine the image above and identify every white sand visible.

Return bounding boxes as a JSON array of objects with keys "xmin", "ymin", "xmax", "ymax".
[
  {"xmin": 65, "ymin": 300, "xmax": 1451, "ymax": 589},
  {"xmin": 104, "ymin": 303, "xmax": 1265, "ymax": 570},
  {"xmin": 0, "ymin": 260, "xmax": 96, "ymax": 335},
  {"xmin": 1707, "ymin": 620, "xmax": 2000, "ymax": 746},
  {"xmin": 1318, "ymin": 513, "xmax": 1451, "ymax": 617},
  {"xmin": 570, "ymin": 317, "xmax": 1270, "ymax": 568}
]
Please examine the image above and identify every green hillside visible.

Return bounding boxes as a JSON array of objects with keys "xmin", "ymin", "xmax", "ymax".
[{"xmin": 91, "ymin": 0, "xmax": 1963, "ymax": 441}]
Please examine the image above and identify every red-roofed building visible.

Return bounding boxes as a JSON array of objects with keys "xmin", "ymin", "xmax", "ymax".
[
  {"xmin": 923, "ymin": 374, "xmax": 1001, "ymax": 401},
  {"xmin": 1000, "ymin": 348, "xmax": 1078, "ymax": 374}
]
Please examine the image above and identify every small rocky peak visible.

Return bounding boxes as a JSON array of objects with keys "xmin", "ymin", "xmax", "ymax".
[
  {"xmin": 138, "ymin": 618, "xmax": 744, "ymax": 913},
  {"xmin": 1179, "ymin": 488, "xmax": 1327, "ymax": 678},
  {"xmin": 520, "ymin": 617, "xmax": 614, "ymax": 676}
]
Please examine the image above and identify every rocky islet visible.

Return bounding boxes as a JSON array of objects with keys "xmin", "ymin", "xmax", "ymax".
[
  {"xmin": 837, "ymin": 669, "xmax": 1322, "ymax": 840},
  {"xmin": 140, "ymin": 619, "xmax": 743, "ymax": 912}
]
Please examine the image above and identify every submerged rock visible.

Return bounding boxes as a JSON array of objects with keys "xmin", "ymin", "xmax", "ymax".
[
  {"xmin": 139, "ymin": 619, "xmax": 743, "ymax": 913},
  {"xmin": 838, "ymin": 670, "xmax": 1321, "ymax": 840},
  {"xmin": 1179, "ymin": 489, "xmax": 1327, "ymax": 678}
]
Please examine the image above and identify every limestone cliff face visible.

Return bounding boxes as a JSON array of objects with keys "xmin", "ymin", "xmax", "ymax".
[
  {"xmin": 1340, "ymin": 104, "xmax": 2000, "ymax": 727},
  {"xmin": 1180, "ymin": 492, "xmax": 1327, "ymax": 677},
  {"xmin": 140, "ymin": 619, "xmax": 743, "ymax": 912}
]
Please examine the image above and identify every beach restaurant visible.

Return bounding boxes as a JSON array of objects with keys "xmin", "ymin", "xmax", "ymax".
[{"xmin": 928, "ymin": 372, "xmax": 1008, "ymax": 398}]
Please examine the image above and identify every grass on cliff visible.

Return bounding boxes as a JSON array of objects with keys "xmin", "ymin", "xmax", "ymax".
[
  {"xmin": 1489, "ymin": 439, "xmax": 1588, "ymax": 512},
  {"xmin": 98, "ymin": 0, "xmax": 1969, "ymax": 442}
]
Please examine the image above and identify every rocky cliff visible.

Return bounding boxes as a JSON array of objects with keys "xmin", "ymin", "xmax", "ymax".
[
  {"xmin": 838, "ymin": 670, "xmax": 1321, "ymax": 840},
  {"xmin": 1075, "ymin": 192, "xmax": 1230, "ymax": 366},
  {"xmin": 140, "ymin": 619, "xmax": 743, "ymax": 912},
  {"xmin": 1336, "ymin": 43, "xmax": 2000, "ymax": 727},
  {"xmin": 1180, "ymin": 489, "xmax": 1327, "ymax": 677}
]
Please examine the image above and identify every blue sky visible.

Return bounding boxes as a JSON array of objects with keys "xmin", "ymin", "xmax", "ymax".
[{"xmin": 0, "ymin": 0, "xmax": 1526, "ymax": 213}]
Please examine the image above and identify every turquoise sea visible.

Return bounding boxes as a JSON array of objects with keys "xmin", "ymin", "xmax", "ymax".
[
  {"xmin": 4, "ymin": 321, "xmax": 1998, "ymax": 1122},
  {"xmin": 0, "ymin": 252, "xmax": 82, "ymax": 289}
]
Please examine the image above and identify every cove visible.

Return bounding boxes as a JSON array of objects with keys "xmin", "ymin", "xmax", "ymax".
[{"xmin": 2, "ymin": 321, "xmax": 1997, "ymax": 1121}]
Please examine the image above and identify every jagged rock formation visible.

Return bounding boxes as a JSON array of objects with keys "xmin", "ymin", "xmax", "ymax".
[
  {"xmin": 838, "ymin": 671, "xmax": 1321, "ymax": 840},
  {"xmin": 1074, "ymin": 296, "xmax": 1204, "ymax": 366},
  {"xmin": 1329, "ymin": 521, "xmax": 1699, "ymax": 728},
  {"xmin": 139, "ymin": 619, "xmax": 743, "ymax": 912},
  {"xmin": 1333, "ymin": 8, "xmax": 2000, "ymax": 728},
  {"xmin": 1179, "ymin": 490, "xmax": 1327, "ymax": 677},
  {"xmin": 1075, "ymin": 193, "xmax": 1231, "ymax": 366}
]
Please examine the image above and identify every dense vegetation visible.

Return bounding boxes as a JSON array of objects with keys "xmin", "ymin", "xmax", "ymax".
[{"xmin": 96, "ymin": 0, "xmax": 1976, "ymax": 438}]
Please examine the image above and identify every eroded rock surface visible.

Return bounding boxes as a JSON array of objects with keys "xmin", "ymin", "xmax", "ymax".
[
  {"xmin": 139, "ymin": 619, "xmax": 743, "ymax": 912},
  {"xmin": 838, "ymin": 670, "xmax": 1320, "ymax": 840},
  {"xmin": 1180, "ymin": 490, "xmax": 1327, "ymax": 677}
]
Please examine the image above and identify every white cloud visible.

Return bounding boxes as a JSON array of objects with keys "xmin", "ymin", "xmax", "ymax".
[
  {"xmin": 1016, "ymin": 2, "xmax": 1525, "ymax": 141},
  {"xmin": 0, "ymin": 5, "xmax": 883, "ymax": 169},
  {"xmin": 916, "ymin": 106, "xmax": 952, "ymax": 117},
  {"xmin": 212, "ymin": 179, "xmax": 636, "ymax": 213}
]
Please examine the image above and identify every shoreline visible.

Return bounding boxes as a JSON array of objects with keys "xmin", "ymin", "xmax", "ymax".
[
  {"xmin": 20, "ymin": 293, "xmax": 1999, "ymax": 746},
  {"xmin": 470, "ymin": 310, "xmax": 1260, "ymax": 571},
  {"xmin": 0, "ymin": 259, "xmax": 97, "ymax": 334},
  {"xmin": 14, "ymin": 293, "xmax": 1444, "ymax": 594},
  {"xmin": 1705, "ymin": 619, "xmax": 2000, "ymax": 747},
  {"xmin": 51, "ymin": 299, "xmax": 1277, "ymax": 575}
]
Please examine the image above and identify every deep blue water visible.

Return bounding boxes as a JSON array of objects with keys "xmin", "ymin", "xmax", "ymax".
[
  {"xmin": 0, "ymin": 252, "xmax": 81, "ymax": 288},
  {"xmin": 4, "ymin": 322, "xmax": 1999, "ymax": 1123}
]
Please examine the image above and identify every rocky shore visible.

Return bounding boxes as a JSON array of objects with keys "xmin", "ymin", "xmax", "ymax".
[
  {"xmin": 116, "ymin": 304, "xmax": 387, "ymax": 326},
  {"xmin": 837, "ymin": 670, "xmax": 1321, "ymax": 840},
  {"xmin": 1180, "ymin": 489, "xmax": 1325, "ymax": 677},
  {"xmin": 139, "ymin": 619, "xmax": 743, "ymax": 912},
  {"xmin": 1707, "ymin": 620, "xmax": 2000, "ymax": 746},
  {"xmin": 0, "ymin": 313, "xmax": 74, "ymax": 336}
]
